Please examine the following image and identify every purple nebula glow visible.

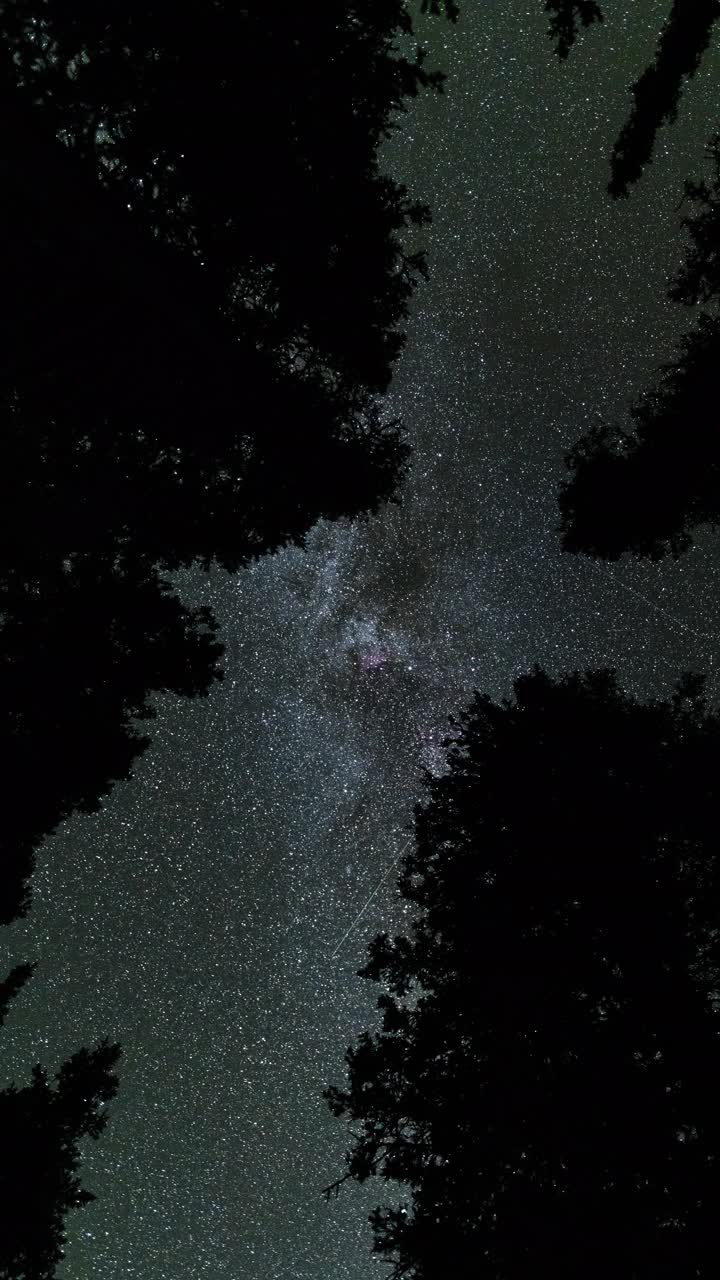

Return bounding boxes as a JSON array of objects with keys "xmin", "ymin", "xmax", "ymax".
[{"xmin": 358, "ymin": 647, "xmax": 389, "ymax": 672}]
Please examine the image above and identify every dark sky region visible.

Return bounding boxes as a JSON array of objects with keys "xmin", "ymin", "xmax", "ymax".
[{"xmin": 3, "ymin": 3, "xmax": 720, "ymax": 1279}]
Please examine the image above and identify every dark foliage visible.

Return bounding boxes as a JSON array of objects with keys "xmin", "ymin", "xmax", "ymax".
[
  {"xmin": 609, "ymin": 0, "xmax": 720, "ymax": 198},
  {"xmin": 421, "ymin": 1, "xmax": 460, "ymax": 22},
  {"xmin": 0, "ymin": 963, "xmax": 35, "ymax": 1028},
  {"xmin": 325, "ymin": 668, "xmax": 720, "ymax": 1278},
  {"xmin": 0, "ymin": 2, "xmax": 457, "ymax": 915},
  {"xmin": 559, "ymin": 126, "xmax": 720, "ymax": 560},
  {"xmin": 0, "ymin": 92, "xmax": 228, "ymax": 919},
  {"xmin": 544, "ymin": 0, "xmax": 604, "ymax": 60},
  {"xmin": 546, "ymin": 1, "xmax": 720, "ymax": 195},
  {"xmin": 559, "ymin": 313, "xmax": 720, "ymax": 559},
  {"xmin": 0, "ymin": 835, "xmax": 121, "ymax": 1279},
  {"xmin": 0, "ymin": 2, "xmax": 445, "ymax": 414},
  {"xmin": 0, "ymin": 1012, "xmax": 121, "ymax": 1280},
  {"xmin": 670, "ymin": 133, "xmax": 720, "ymax": 307},
  {"xmin": 0, "ymin": 554, "xmax": 225, "ymax": 924}
]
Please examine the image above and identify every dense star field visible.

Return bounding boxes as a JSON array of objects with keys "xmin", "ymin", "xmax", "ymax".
[{"xmin": 2, "ymin": 3, "xmax": 720, "ymax": 1278}]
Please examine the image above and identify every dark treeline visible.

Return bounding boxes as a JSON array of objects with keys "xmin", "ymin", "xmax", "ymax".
[
  {"xmin": 546, "ymin": 0, "xmax": 720, "ymax": 196},
  {"xmin": 544, "ymin": 1, "xmax": 604, "ymax": 62},
  {"xmin": 0, "ymin": 2, "xmax": 459, "ymax": 1274},
  {"xmin": 325, "ymin": 668, "xmax": 720, "ymax": 1277},
  {"xmin": 323, "ymin": 6, "xmax": 720, "ymax": 1276},
  {"xmin": 0, "ymin": 0, "xmax": 457, "ymax": 924},
  {"xmin": 556, "ymin": 1, "xmax": 720, "ymax": 559},
  {"xmin": 608, "ymin": 0, "xmax": 720, "ymax": 201},
  {"xmin": 0, "ymin": 964, "xmax": 120, "ymax": 1280}
]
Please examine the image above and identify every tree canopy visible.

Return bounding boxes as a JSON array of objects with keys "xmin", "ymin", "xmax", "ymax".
[
  {"xmin": 0, "ymin": 2, "xmax": 460, "ymax": 919},
  {"xmin": 325, "ymin": 667, "xmax": 720, "ymax": 1278},
  {"xmin": 608, "ymin": 1, "xmax": 720, "ymax": 199},
  {"xmin": 545, "ymin": 1, "xmax": 720, "ymax": 196},
  {"xmin": 550, "ymin": 4, "xmax": 720, "ymax": 560},
  {"xmin": 558, "ymin": 131, "xmax": 720, "ymax": 560},
  {"xmin": 544, "ymin": 1, "xmax": 604, "ymax": 62},
  {"xmin": 0, "ymin": 1, "xmax": 446, "ymax": 417},
  {"xmin": 0, "ymin": 961, "xmax": 121, "ymax": 1280}
]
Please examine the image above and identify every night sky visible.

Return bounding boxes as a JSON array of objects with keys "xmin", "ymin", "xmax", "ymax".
[{"xmin": 3, "ymin": 3, "xmax": 720, "ymax": 1278}]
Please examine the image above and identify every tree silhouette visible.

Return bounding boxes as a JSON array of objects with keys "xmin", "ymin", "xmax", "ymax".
[
  {"xmin": 559, "ymin": 129, "xmax": 720, "ymax": 560},
  {"xmin": 0, "ymin": 960, "xmax": 121, "ymax": 1280},
  {"xmin": 0, "ymin": 11, "xmax": 429, "ymax": 579},
  {"xmin": 546, "ymin": 0, "xmax": 720, "ymax": 196},
  {"xmin": 1, "ymin": 555, "xmax": 225, "ymax": 924},
  {"xmin": 558, "ymin": 311, "xmax": 720, "ymax": 559},
  {"xmin": 669, "ymin": 132, "xmax": 720, "ymax": 307},
  {"xmin": 544, "ymin": 1, "xmax": 604, "ymax": 61},
  {"xmin": 0, "ymin": 964, "xmax": 35, "ymax": 1030},
  {"xmin": 608, "ymin": 1, "xmax": 720, "ymax": 199},
  {"xmin": 0, "ymin": 2, "xmax": 449, "ymax": 413},
  {"xmin": 0, "ymin": 3, "xmax": 461, "ymax": 914},
  {"xmin": 324, "ymin": 667, "xmax": 720, "ymax": 1278}
]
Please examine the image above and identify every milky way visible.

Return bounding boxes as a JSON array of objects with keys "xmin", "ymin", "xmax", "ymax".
[{"xmin": 2, "ymin": 4, "xmax": 720, "ymax": 1279}]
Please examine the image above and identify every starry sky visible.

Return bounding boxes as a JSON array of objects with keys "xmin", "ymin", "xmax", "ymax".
[{"xmin": 2, "ymin": 3, "xmax": 720, "ymax": 1279}]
